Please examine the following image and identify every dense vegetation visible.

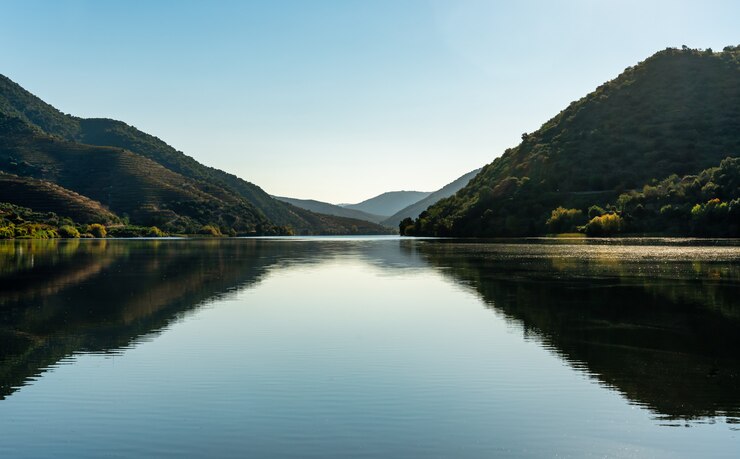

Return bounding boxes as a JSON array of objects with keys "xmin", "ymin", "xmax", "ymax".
[
  {"xmin": 602, "ymin": 156, "xmax": 739, "ymax": 236},
  {"xmin": 0, "ymin": 75, "xmax": 391, "ymax": 236},
  {"xmin": 0, "ymin": 202, "xmax": 113, "ymax": 239},
  {"xmin": 406, "ymin": 46, "xmax": 740, "ymax": 237}
]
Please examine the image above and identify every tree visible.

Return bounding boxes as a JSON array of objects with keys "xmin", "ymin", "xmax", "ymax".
[
  {"xmin": 545, "ymin": 207, "xmax": 586, "ymax": 233},
  {"xmin": 399, "ymin": 217, "xmax": 414, "ymax": 236},
  {"xmin": 87, "ymin": 224, "xmax": 107, "ymax": 238}
]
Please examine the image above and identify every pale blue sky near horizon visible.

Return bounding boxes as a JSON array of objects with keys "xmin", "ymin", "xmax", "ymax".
[{"xmin": 2, "ymin": 0, "xmax": 738, "ymax": 203}]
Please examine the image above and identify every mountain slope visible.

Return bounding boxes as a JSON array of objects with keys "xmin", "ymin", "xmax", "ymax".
[
  {"xmin": 409, "ymin": 46, "xmax": 740, "ymax": 237},
  {"xmin": 0, "ymin": 113, "xmax": 269, "ymax": 232},
  {"xmin": 381, "ymin": 168, "xmax": 481, "ymax": 227},
  {"xmin": 0, "ymin": 74, "xmax": 388, "ymax": 234},
  {"xmin": 343, "ymin": 191, "xmax": 431, "ymax": 217},
  {"xmin": 273, "ymin": 196, "xmax": 386, "ymax": 223},
  {"xmin": 0, "ymin": 172, "xmax": 119, "ymax": 224}
]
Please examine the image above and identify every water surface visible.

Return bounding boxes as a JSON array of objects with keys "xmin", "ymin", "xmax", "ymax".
[{"xmin": 0, "ymin": 237, "xmax": 738, "ymax": 457}]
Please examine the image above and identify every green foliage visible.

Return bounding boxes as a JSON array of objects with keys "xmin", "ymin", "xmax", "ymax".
[
  {"xmin": 198, "ymin": 225, "xmax": 223, "ymax": 237},
  {"xmin": 147, "ymin": 226, "xmax": 166, "ymax": 237},
  {"xmin": 545, "ymin": 207, "xmax": 587, "ymax": 233},
  {"xmin": 583, "ymin": 213, "xmax": 625, "ymax": 236},
  {"xmin": 87, "ymin": 223, "xmax": 107, "ymax": 238},
  {"xmin": 107, "ymin": 225, "xmax": 167, "ymax": 237},
  {"xmin": 0, "ymin": 225, "xmax": 13, "ymax": 238},
  {"xmin": 410, "ymin": 46, "xmax": 740, "ymax": 237},
  {"xmin": 614, "ymin": 157, "xmax": 740, "ymax": 236},
  {"xmin": 58, "ymin": 225, "xmax": 80, "ymax": 238},
  {"xmin": 399, "ymin": 217, "xmax": 414, "ymax": 236},
  {"xmin": 689, "ymin": 198, "xmax": 740, "ymax": 236},
  {"xmin": 588, "ymin": 205, "xmax": 606, "ymax": 219}
]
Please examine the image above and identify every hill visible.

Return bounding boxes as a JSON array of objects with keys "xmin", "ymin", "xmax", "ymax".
[
  {"xmin": 0, "ymin": 172, "xmax": 119, "ymax": 224},
  {"xmin": 273, "ymin": 196, "xmax": 386, "ymax": 224},
  {"xmin": 0, "ymin": 113, "xmax": 269, "ymax": 233},
  {"xmin": 342, "ymin": 191, "xmax": 431, "ymax": 217},
  {"xmin": 406, "ymin": 46, "xmax": 740, "ymax": 237},
  {"xmin": 0, "ymin": 74, "xmax": 390, "ymax": 235},
  {"xmin": 381, "ymin": 168, "xmax": 481, "ymax": 227}
]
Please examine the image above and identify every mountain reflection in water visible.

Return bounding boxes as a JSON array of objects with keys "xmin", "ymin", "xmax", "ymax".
[
  {"xmin": 416, "ymin": 239, "xmax": 740, "ymax": 424},
  {"xmin": 0, "ymin": 237, "xmax": 739, "ymax": 428}
]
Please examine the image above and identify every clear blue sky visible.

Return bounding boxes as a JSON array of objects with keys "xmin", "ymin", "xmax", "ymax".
[{"xmin": 2, "ymin": 0, "xmax": 738, "ymax": 203}]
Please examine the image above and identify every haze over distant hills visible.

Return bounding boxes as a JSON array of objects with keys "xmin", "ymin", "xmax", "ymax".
[
  {"xmin": 0, "ymin": 74, "xmax": 391, "ymax": 235},
  {"xmin": 272, "ymin": 196, "xmax": 386, "ymax": 224},
  {"xmin": 406, "ymin": 46, "xmax": 740, "ymax": 237},
  {"xmin": 341, "ymin": 191, "xmax": 431, "ymax": 217},
  {"xmin": 277, "ymin": 171, "xmax": 484, "ymax": 228},
  {"xmin": 381, "ymin": 168, "xmax": 481, "ymax": 227}
]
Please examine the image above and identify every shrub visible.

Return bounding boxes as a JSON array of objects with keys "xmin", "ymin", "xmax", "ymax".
[
  {"xmin": 87, "ymin": 224, "xmax": 107, "ymax": 238},
  {"xmin": 147, "ymin": 226, "xmax": 166, "ymax": 237},
  {"xmin": 58, "ymin": 225, "xmax": 80, "ymax": 238},
  {"xmin": 0, "ymin": 225, "xmax": 14, "ymax": 239},
  {"xmin": 198, "ymin": 225, "xmax": 222, "ymax": 237},
  {"xmin": 546, "ymin": 207, "xmax": 586, "ymax": 233},
  {"xmin": 583, "ymin": 213, "xmax": 624, "ymax": 236}
]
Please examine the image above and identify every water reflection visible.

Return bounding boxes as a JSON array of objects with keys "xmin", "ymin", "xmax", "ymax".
[
  {"xmin": 1, "ymin": 237, "xmax": 739, "ymax": 429},
  {"xmin": 0, "ymin": 238, "xmax": 425, "ymax": 400},
  {"xmin": 415, "ymin": 240, "xmax": 740, "ymax": 423}
]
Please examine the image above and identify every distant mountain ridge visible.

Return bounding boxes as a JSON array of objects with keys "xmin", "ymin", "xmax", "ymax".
[
  {"xmin": 272, "ymin": 196, "xmax": 386, "ymax": 223},
  {"xmin": 342, "ymin": 191, "xmax": 431, "ymax": 217},
  {"xmin": 0, "ymin": 74, "xmax": 391, "ymax": 235},
  {"xmin": 381, "ymin": 168, "xmax": 481, "ymax": 227}
]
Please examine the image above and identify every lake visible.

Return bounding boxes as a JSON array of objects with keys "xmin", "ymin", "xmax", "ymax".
[{"xmin": 0, "ymin": 237, "xmax": 738, "ymax": 457}]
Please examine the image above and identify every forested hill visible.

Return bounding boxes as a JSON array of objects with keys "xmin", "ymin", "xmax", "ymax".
[
  {"xmin": 0, "ymin": 75, "xmax": 391, "ymax": 235},
  {"xmin": 405, "ymin": 46, "xmax": 740, "ymax": 237}
]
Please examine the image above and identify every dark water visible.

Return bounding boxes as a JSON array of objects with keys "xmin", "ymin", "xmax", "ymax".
[{"xmin": 0, "ymin": 237, "xmax": 738, "ymax": 457}]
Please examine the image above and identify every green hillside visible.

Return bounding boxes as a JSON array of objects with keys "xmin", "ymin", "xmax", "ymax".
[
  {"xmin": 0, "ymin": 113, "xmax": 270, "ymax": 234},
  {"xmin": 407, "ymin": 46, "xmax": 740, "ymax": 237},
  {"xmin": 0, "ymin": 75, "xmax": 391, "ymax": 235}
]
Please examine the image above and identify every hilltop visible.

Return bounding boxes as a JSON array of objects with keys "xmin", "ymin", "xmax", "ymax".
[{"xmin": 406, "ymin": 46, "xmax": 740, "ymax": 237}]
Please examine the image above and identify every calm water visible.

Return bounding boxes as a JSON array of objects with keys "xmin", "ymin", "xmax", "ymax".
[{"xmin": 0, "ymin": 237, "xmax": 738, "ymax": 458}]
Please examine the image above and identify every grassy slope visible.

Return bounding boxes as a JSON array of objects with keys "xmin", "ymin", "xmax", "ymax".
[{"xmin": 413, "ymin": 46, "xmax": 740, "ymax": 236}]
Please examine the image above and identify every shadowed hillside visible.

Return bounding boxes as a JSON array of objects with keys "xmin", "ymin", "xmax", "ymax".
[
  {"xmin": 0, "ymin": 172, "xmax": 118, "ymax": 224},
  {"xmin": 0, "ymin": 113, "xmax": 268, "ymax": 233},
  {"xmin": 0, "ymin": 75, "xmax": 390, "ymax": 235}
]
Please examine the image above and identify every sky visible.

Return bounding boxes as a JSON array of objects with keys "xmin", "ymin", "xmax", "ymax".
[{"xmin": 1, "ymin": 0, "xmax": 739, "ymax": 203}]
